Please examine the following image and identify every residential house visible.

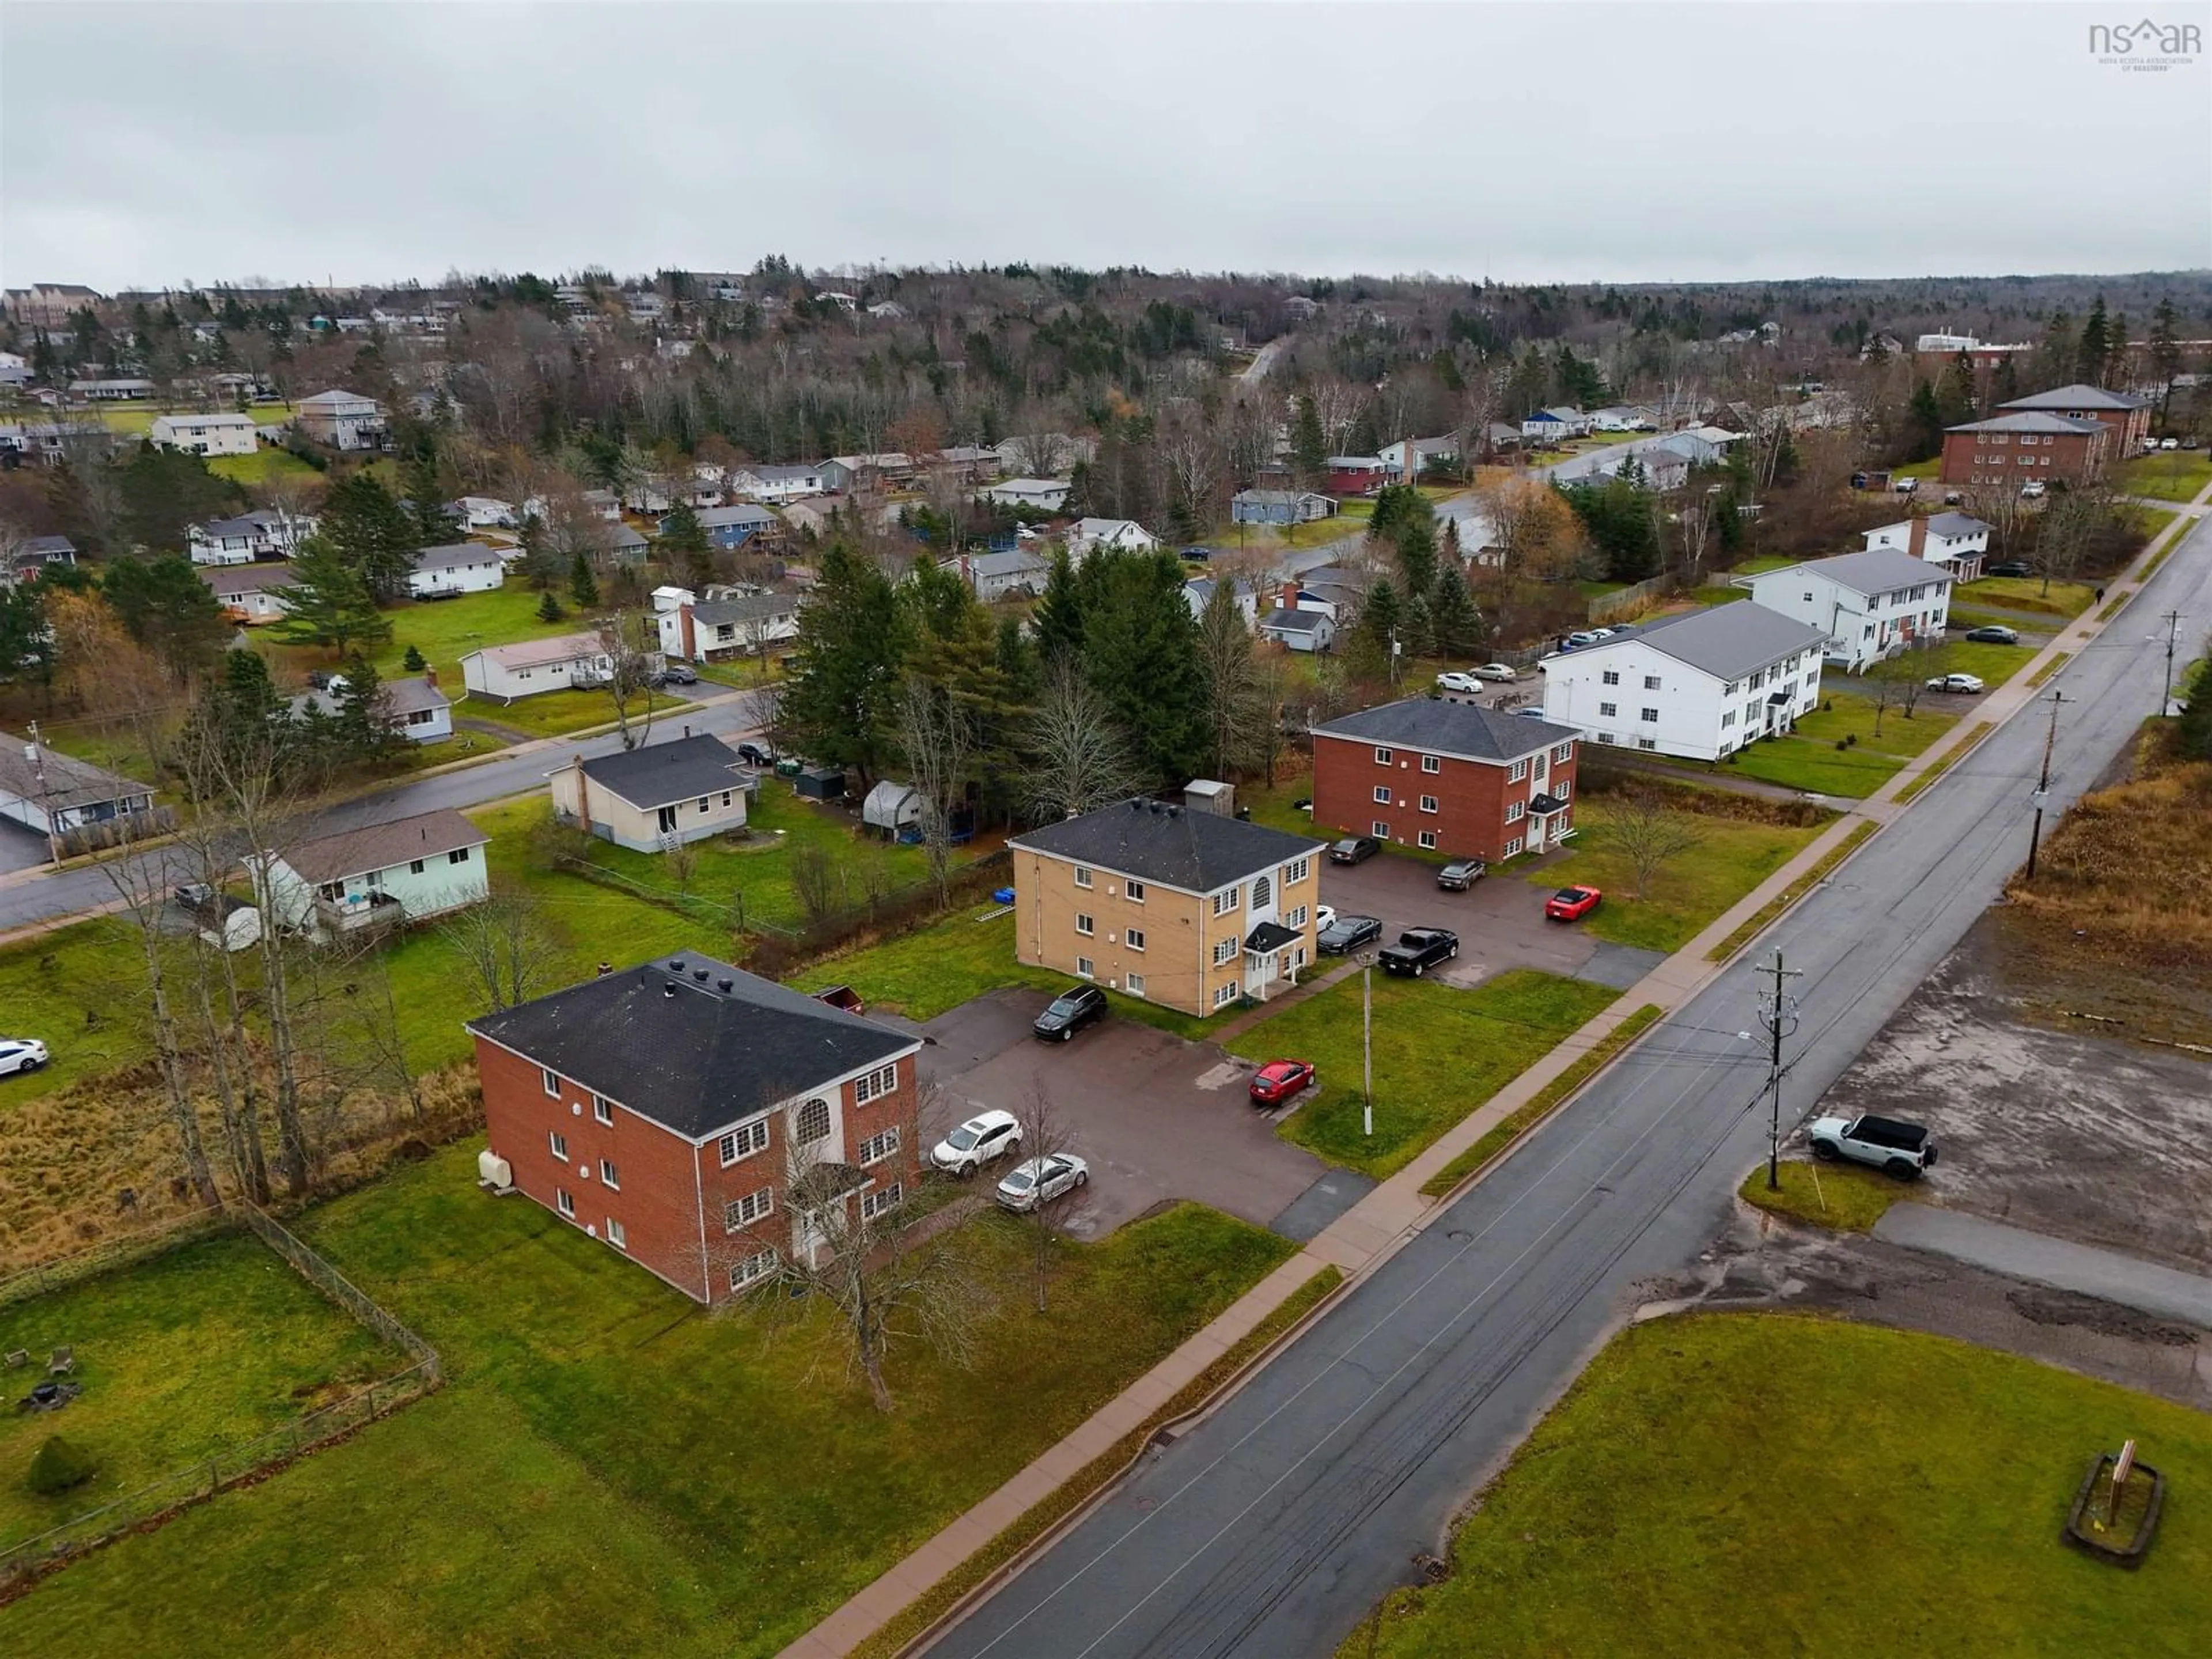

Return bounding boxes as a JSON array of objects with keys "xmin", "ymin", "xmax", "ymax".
[
  {"xmin": 0, "ymin": 734, "xmax": 157, "ymax": 843},
  {"xmin": 188, "ymin": 510, "xmax": 319, "ymax": 565},
  {"xmin": 729, "ymin": 463, "xmax": 826, "ymax": 504},
  {"xmin": 1539, "ymin": 604, "xmax": 1830, "ymax": 761},
  {"xmin": 293, "ymin": 388, "xmax": 385, "ymax": 451},
  {"xmin": 407, "ymin": 541, "xmax": 505, "ymax": 599},
  {"xmin": 1258, "ymin": 607, "xmax": 1336, "ymax": 653},
  {"xmin": 1658, "ymin": 425, "xmax": 1745, "ymax": 467},
  {"xmin": 1008, "ymin": 797, "xmax": 1328, "ymax": 1014},
  {"xmin": 449, "ymin": 496, "xmax": 518, "ymax": 531},
  {"xmin": 1067, "ymin": 518, "xmax": 1159, "ymax": 559},
  {"xmin": 681, "ymin": 503, "xmax": 780, "ymax": 550},
  {"xmin": 817, "ymin": 453, "xmax": 914, "ymax": 493},
  {"xmin": 949, "ymin": 548, "xmax": 1051, "ymax": 602},
  {"xmin": 593, "ymin": 522, "xmax": 652, "ymax": 569},
  {"xmin": 1480, "ymin": 423, "xmax": 1524, "ymax": 456},
  {"xmin": 551, "ymin": 733, "xmax": 752, "ymax": 851},
  {"xmin": 653, "ymin": 587, "xmax": 801, "ymax": 661},
  {"xmin": 1231, "ymin": 488, "xmax": 1338, "ymax": 526},
  {"xmin": 1324, "ymin": 457, "xmax": 1389, "ymax": 497},
  {"xmin": 1182, "ymin": 575, "xmax": 1260, "ymax": 627},
  {"xmin": 461, "ymin": 632, "xmax": 620, "ymax": 702},
  {"xmin": 581, "ymin": 488, "xmax": 623, "ymax": 522},
  {"xmin": 466, "ymin": 953, "xmax": 923, "ymax": 1302},
  {"xmin": 199, "ymin": 561, "xmax": 299, "ymax": 623},
  {"xmin": 1940, "ymin": 410, "xmax": 2113, "ymax": 489},
  {"xmin": 992, "ymin": 434, "xmax": 1097, "ymax": 476},
  {"xmin": 1861, "ymin": 513, "xmax": 1991, "ymax": 582},
  {"xmin": 1310, "ymin": 699, "xmax": 1582, "ymax": 862},
  {"xmin": 624, "ymin": 477, "xmax": 678, "ymax": 515},
  {"xmin": 0, "ymin": 421, "xmax": 109, "ymax": 468},
  {"xmin": 1993, "ymin": 384, "xmax": 2152, "ymax": 459},
  {"xmin": 0, "ymin": 351, "xmax": 29, "ymax": 389},
  {"xmin": 1520, "ymin": 407, "xmax": 1589, "ymax": 443},
  {"xmin": 1745, "ymin": 548, "xmax": 1955, "ymax": 671},
  {"xmin": 252, "ymin": 808, "xmax": 490, "ymax": 939},
  {"xmin": 779, "ymin": 496, "xmax": 844, "ymax": 541},
  {"xmin": 67, "ymin": 378, "xmax": 156, "ymax": 402},
  {"xmin": 1589, "ymin": 445, "xmax": 1692, "ymax": 491},
  {"xmin": 980, "ymin": 477, "xmax": 1071, "ymax": 512},
  {"xmin": 291, "ymin": 672, "xmax": 453, "ymax": 744},
  {"xmin": 3, "ymin": 534, "xmax": 76, "ymax": 589},
  {"xmin": 1589, "ymin": 406, "xmax": 1659, "ymax": 433},
  {"xmin": 1378, "ymin": 435, "xmax": 1461, "ymax": 478},
  {"xmin": 930, "ymin": 445, "xmax": 1001, "ymax": 484},
  {"xmin": 148, "ymin": 412, "xmax": 258, "ymax": 456}
]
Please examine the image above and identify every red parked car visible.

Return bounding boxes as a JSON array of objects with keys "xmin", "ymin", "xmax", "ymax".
[
  {"xmin": 1249, "ymin": 1059, "xmax": 1317, "ymax": 1107},
  {"xmin": 1544, "ymin": 885, "xmax": 1603, "ymax": 923}
]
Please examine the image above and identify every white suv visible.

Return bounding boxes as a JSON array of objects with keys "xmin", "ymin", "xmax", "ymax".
[
  {"xmin": 0, "ymin": 1037, "xmax": 50, "ymax": 1078},
  {"xmin": 929, "ymin": 1109, "xmax": 1021, "ymax": 1177}
]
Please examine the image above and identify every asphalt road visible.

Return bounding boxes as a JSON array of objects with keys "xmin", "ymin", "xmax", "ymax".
[
  {"xmin": 927, "ymin": 517, "xmax": 2211, "ymax": 1659},
  {"xmin": 0, "ymin": 686, "xmax": 773, "ymax": 933}
]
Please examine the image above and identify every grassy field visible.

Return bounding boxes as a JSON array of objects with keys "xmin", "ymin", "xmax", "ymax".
[
  {"xmin": 0, "ymin": 1143, "xmax": 1297, "ymax": 1657},
  {"xmin": 1705, "ymin": 820, "xmax": 1878, "ymax": 963},
  {"xmin": 1352, "ymin": 1313, "xmax": 2212, "ymax": 1658},
  {"xmin": 1737, "ymin": 1158, "xmax": 1907, "ymax": 1232},
  {"xmin": 257, "ymin": 582, "xmax": 571, "ymax": 694},
  {"xmin": 1970, "ymin": 574, "xmax": 2098, "ymax": 618},
  {"xmin": 1228, "ymin": 969, "xmax": 1617, "ymax": 1177},
  {"xmin": 1938, "ymin": 637, "xmax": 2040, "ymax": 688},
  {"xmin": 0, "ymin": 1232, "xmax": 400, "ymax": 1547},
  {"xmin": 207, "ymin": 448, "xmax": 323, "ymax": 487},
  {"xmin": 0, "ymin": 916, "xmax": 161, "ymax": 1105},
  {"xmin": 1722, "ymin": 689, "xmax": 1958, "ymax": 798},
  {"xmin": 1529, "ymin": 797, "xmax": 1825, "ymax": 953},
  {"xmin": 2119, "ymin": 452, "xmax": 2212, "ymax": 503}
]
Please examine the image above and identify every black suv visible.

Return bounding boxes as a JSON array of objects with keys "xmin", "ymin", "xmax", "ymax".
[
  {"xmin": 1378, "ymin": 928, "xmax": 1459, "ymax": 977},
  {"xmin": 1033, "ymin": 984, "xmax": 1108, "ymax": 1041},
  {"xmin": 736, "ymin": 740, "xmax": 778, "ymax": 767}
]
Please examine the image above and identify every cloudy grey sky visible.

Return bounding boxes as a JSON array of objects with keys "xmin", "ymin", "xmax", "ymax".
[{"xmin": 4, "ymin": 1, "xmax": 2208, "ymax": 290}]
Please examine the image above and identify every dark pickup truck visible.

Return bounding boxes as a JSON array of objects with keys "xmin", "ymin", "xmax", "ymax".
[{"xmin": 1378, "ymin": 927, "xmax": 1459, "ymax": 977}]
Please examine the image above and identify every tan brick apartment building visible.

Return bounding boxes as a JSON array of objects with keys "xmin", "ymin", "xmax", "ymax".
[
  {"xmin": 1995, "ymin": 383, "xmax": 2152, "ymax": 457},
  {"xmin": 1310, "ymin": 699, "xmax": 1582, "ymax": 863},
  {"xmin": 468, "ymin": 955, "xmax": 921, "ymax": 1304},
  {"xmin": 1940, "ymin": 411, "xmax": 2112, "ymax": 488},
  {"xmin": 1009, "ymin": 799, "xmax": 1328, "ymax": 1016}
]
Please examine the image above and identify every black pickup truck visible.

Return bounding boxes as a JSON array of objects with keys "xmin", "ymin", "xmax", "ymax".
[{"xmin": 1378, "ymin": 927, "xmax": 1459, "ymax": 977}]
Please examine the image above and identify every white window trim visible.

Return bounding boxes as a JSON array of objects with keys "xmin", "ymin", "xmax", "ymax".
[
  {"xmin": 600, "ymin": 1158, "xmax": 619, "ymax": 1190},
  {"xmin": 541, "ymin": 1068, "xmax": 560, "ymax": 1098},
  {"xmin": 592, "ymin": 1094, "xmax": 613, "ymax": 1125},
  {"xmin": 718, "ymin": 1116, "xmax": 771, "ymax": 1168},
  {"xmin": 548, "ymin": 1131, "xmax": 569, "ymax": 1162},
  {"xmin": 1125, "ymin": 927, "xmax": 1146, "ymax": 952}
]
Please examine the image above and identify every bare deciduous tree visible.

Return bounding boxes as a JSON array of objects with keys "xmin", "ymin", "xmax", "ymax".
[
  {"xmin": 592, "ymin": 608, "xmax": 661, "ymax": 751},
  {"xmin": 1592, "ymin": 785, "xmax": 1705, "ymax": 901},
  {"xmin": 1010, "ymin": 1075, "xmax": 1092, "ymax": 1312},
  {"xmin": 1021, "ymin": 661, "xmax": 1153, "ymax": 823},
  {"xmin": 897, "ymin": 672, "xmax": 976, "ymax": 905},
  {"xmin": 437, "ymin": 878, "xmax": 559, "ymax": 1013}
]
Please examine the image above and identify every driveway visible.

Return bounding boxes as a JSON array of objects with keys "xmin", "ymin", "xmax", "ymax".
[
  {"xmin": 914, "ymin": 988, "xmax": 1370, "ymax": 1241},
  {"xmin": 1319, "ymin": 850, "xmax": 1662, "ymax": 991}
]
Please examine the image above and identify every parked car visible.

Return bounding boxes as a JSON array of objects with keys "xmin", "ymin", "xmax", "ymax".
[
  {"xmin": 655, "ymin": 662, "xmax": 699, "ymax": 686},
  {"xmin": 1514, "ymin": 707, "xmax": 1553, "ymax": 719},
  {"xmin": 2160, "ymin": 437, "xmax": 2180, "ymax": 450},
  {"xmin": 930, "ymin": 1109, "xmax": 1022, "ymax": 1177},
  {"xmin": 1328, "ymin": 835, "xmax": 1381, "ymax": 866},
  {"xmin": 1378, "ymin": 927, "xmax": 1459, "ymax": 976},
  {"xmin": 1248, "ymin": 1059, "xmax": 1317, "ymax": 1107},
  {"xmin": 1565, "ymin": 630, "xmax": 1603, "ymax": 647},
  {"xmin": 735, "ymin": 740, "xmax": 778, "ymax": 767},
  {"xmin": 1942, "ymin": 491, "xmax": 1965, "ymax": 506},
  {"xmin": 1893, "ymin": 476, "xmax": 1919, "ymax": 494},
  {"xmin": 1986, "ymin": 561, "xmax": 2033, "ymax": 578},
  {"xmin": 2019, "ymin": 480, "xmax": 2047, "ymax": 499},
  {"xmin": 995, "ymin": 1153, "xmax": 1088, "ymax": 1212},
  {"xmin": 1926, "ymin": 673, "xmax": 1985, "ymax": 694},
  {"xmin": 1313, "ymin": 904, "xmax": 1337, "ymax": 934},
  {"xmin": 173, "ymin": 881, "xmax": 217, "ymax": 912},
  {"xmin": 1437, "ymin": 858, "xmax": 1486, "ymax": 891},
  {"xmin": 1032, "ymin": 984, "xmax": 1108, "ymax": 1042},
  {"xmin": 1544, "ymin": 885, "xmax": 1603, "ymax": 923},
  {"xmin": 1316, "ymin": 913, "xmax": 1384, "ymax": 955},
  {"xmin": 1807, "ymin": 1112, "xmax": 1938, "ymax": 1180},
  {"xmin": 1962, "ymin": 625, "xmax": 2018, "ymax": 645},
  {"xmin": 0, "ymin": 1037, "xmax": 49, "ymax": 1078},
  {"xmin": 1435, "ymin": 671, "xmax": 1483, "ymax": 694},
  {"xmin": 1471, "ymin": 662, "xmax": 1519, "ymax": 683}
]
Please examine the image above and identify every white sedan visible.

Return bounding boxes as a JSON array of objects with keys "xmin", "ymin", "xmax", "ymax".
[
  {"xmin": 1314, "ymin": 904, "xmax": 1337, "ymax": 934},
  {"xmin": 0, "ymin": 1037, "xmax": 50, "ymax": 1078},
  {"xmin": 1435, "ymin": 671, "xmax": 1483, "ymax": 694},
  {"xmin": 1470, "ymin": 662, "xmax": 1519, "ymax": 683},
  {"xmin": 1926, "ymin": 673, "xmax": 1985, "ymax": 695},
  {"xmin": 996, "ymin": 1153, "xmax": 1089, "ymax": 1213}
]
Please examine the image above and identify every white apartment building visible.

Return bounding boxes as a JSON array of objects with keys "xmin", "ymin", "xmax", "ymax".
[
  {"xmin": 1745, "ymin": 548, "xmax": 1954, "ymax": 673},
  {"xmin": 149, "ymin": 412, "xmax": 259, "ymax": 456}
]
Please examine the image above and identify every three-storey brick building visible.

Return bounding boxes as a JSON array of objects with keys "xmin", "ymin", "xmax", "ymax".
[{"xmin": 1310, "ymin": 700, "xmax": 1582, "ymax": 863}]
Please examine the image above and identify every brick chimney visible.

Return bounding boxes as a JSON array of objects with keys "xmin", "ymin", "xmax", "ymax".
[
  {"xmin": 1907, "ymin": 517, "xmax": 1928, "ymax": 558},
  {"xmin": 1279, "ymin": 579, "xmax": 1301, "ymax": 612},
  {"xmin": 422, "ymin": 665, "xmax": 438, "ymax": 689}
]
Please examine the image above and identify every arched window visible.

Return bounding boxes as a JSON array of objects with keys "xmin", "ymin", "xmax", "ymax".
[
  {"xmin": 796, "ymin": 1098, "xmax": 831, "ymax": 1146},
  {"xmin": 1251, "ymin": 874, "xmax": 1272, "ymax": 910}
]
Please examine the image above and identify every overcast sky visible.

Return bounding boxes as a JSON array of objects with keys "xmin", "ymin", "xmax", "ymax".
[{"xmin": 4, "ymin": 2, "xmax": 2208, "ymax": 291}]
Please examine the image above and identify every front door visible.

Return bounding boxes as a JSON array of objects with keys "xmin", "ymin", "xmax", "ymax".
[
  {"xmin": 657, "ymin": 805, "xmax": 679, "ymax": 834},
  {"xmin": 1243, "ymin": 950, "xmax": 1274, "ymax": 1001}
]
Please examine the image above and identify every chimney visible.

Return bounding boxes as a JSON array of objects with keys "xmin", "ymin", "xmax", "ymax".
[
  {"xmin": 570, "ymin": 753, "xmax": 592, "ymax": 836},
  {"xmin": 422, "ymin": 665, "xmax": 438, "ymax": 689},
  {"xmin": 1907, "ymin": 516, "xmax": 1928, "ymax": 558},
  {"xmin": 1279, "ymin": 579, "xmax": 1300, "ymax": 612}
]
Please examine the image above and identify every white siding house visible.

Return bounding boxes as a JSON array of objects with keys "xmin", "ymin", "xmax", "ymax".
[
  {"xmin": 1539, "ymin": 604, "xmax": 1830, "ymax": 762},
  {"xmin": 293, "ymin": 389, "xmax": 384, "ymax": 450},
  {"xmin": 1067, "ymin": 518, "xmax": 1158, "ymax": 559},
  {"xmin": 460, "ymin": 632, "xmax": 619, "ymax": 702},
  {"xmin": 252, "ymin": 808, "xmax": 490, "ymax": 938},
  {"xmin": 1745, "ymin": 548, "xmax": 1954, "ymax": 672},
  {"xmin": 1861, "ymin": 513, "xmax": 1991, "ymax": 582},
  {"xmin": 149, "ymin": 412, "xmax": 259, "ymax": 456},
  {"xmin": 407, "ymin": 542, "xmax": 506, "ymax": 599},
  {"xmin": 981, "ymin": 478, "xmax": 1071, "ymax": 512},
  {"xmin": 729, "ymin": 464, "xmax": 826, "ymax": 503},
  {"xmin": 188, "ymin": 510, "xmax": 319, "ymax": 565}
]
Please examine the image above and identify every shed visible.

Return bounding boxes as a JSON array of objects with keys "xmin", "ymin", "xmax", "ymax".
[
  {"xmin": 862, "ymin": 780, "xmax": 922, "ymax": 835},
  {"xmin": 188, "ymin": 894, "xmax": 262, "ymax": 953},
  {"xmin": 793, "ymin": 765, "xmax": 848, "ymax": 801}
]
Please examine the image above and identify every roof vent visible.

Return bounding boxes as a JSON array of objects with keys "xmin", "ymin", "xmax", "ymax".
[
  {"xmin": 662, "ymin": 982, "xmax": 677, "ymax": 998},
  {"xmin": 1128, "ymin": 797, "xmax": 1143, "ymax": 811},
  {"xmin": 694, "ymin": 968, "xmax": 709, "ymax": 983},
  {"xmin": 671, "ymin": 959, "xmax": 686, "ymax": 973},
  {"xmin": 1166, "ymin": 804, "xmax": 1180, "ymax": 818},
  {"xmin": 717, "ymin": 978, "xmax": 733, "ymax": 992}
]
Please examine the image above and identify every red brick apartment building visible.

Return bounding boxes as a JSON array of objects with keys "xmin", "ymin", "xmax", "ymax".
[
  {"xmin": 1994, "ymin": 384, "xmax": 2153, "ymax": 457},
  {"xmin": 468, "ymin": 954, "xmax": 921, "ymax": 1304},
  {"xmin": 1940, "ymin": 412, "xmax": 2112, "ymax": 488},
  {"xmin": 1310, "ymin": 698, "xmax": 1582, "ymax": 862}
]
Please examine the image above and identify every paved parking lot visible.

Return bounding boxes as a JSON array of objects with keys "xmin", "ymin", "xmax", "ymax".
[
  {"xmin": 1318, "ymin": 850, "xmax": 1664, "ymax": 991},
  {"xmin": 912, "ymin": 989, "xmax": 1372, "ymax": 1241}
]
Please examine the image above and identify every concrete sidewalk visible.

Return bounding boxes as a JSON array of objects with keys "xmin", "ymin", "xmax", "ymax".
[
  {"xmin": 777, "ymin": 488, "xmax": 2211, "ymax": 1659},
  {"xmin": 1875, "ymin": 1205, "xmax": 2212, "ymax": 1330}
]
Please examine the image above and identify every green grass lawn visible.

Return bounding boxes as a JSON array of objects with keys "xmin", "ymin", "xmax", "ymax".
[
  {"xmin": 1685, "ymin": 583, "xmax": 1751, "ymax": 607},
  {"xmin": 0, "ymin": 1232, "xmax": 401, "ymax": 1547},
  {"xmin": 1355, "ymin": 1313, "xmax": 2212, "ymax": 1659},
  {"xmin": 1947, "ymin": 602, "xmax": 2055, "ymax": 632},
  {"xmin": 1968, "ymin": 575, "xmax": 2097, "ymax": 618},
  {"xmin": 463, "ymin": 684, "xmax": 696, "ymax": 740},
  {"xmin": 1529, "ymin": 800, "xmax": 1825, "ymax": 952},
  {"xmin": 0, "ymin": 916, "xmax": 160, "ymax": 1106},
  {"xmin": 1721, "ymin": 690, "xmax": 1959, "ymax": 798},
  {"xmin": 2118, "ymin": 452, "xmax": 2212, "ymax": 504},
  {"xmin": 1889, "ymin": 457, "xmax": 1941, "ymax": 480},
  {"xmin": 257, "ymin": 582, "xmax": 572, "ymax": 698},
  {"xmin": 1738, "ymin": 1158, "xmax": 1907, "ymax": 1232},
  {"xmin": 1937, "ymin": 638, "xmax": 2039, "ymax": 688},
  {"xmin": 1229, "ymin": 970, "xmax": 1618, "ymax": 1177},
  {"xmin": 207, "ymin": 448, "xmax": 323, "ymax": 487},
  {"xmin": 0, "ymin": 1142, "xmax": 1297, "ymax": 1657}
]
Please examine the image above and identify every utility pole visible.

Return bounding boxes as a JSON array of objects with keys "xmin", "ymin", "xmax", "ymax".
[
  {"xmin": 2157, "ymin": 609, "xmax": 2183, "ymax": 719},
  {"xmin": 1362, "ymin": 959, "xmax": 1374, "ymax": 1139},
  {"xmin": 24, "ymin": 721, "xmax": 61, "ymax": 870},
  {"xmin": 2025, "ymin": 690, "xmax": 2064, "ymax": 881},
  {"xmin": 1759, "ymin": 949, "xmax": 1803, "ymax": 1190}
]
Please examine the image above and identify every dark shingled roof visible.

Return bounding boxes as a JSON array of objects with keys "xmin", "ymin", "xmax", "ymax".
[
  {"xmin": 576, "ymin": 733, "xmax": 749, "ymax": 810},
  {"xmin": 468, "ymin": 953, "xmax": 916, "ymax": 1140},
  {"xmin": 1997, "ymin": 383, "xmax": 2150, "ymax": 413},
  {"xmin": 1312, "ymin": 698, "xmax": 1580, "ymax": 760},
  {"xmin": 1012, "ymin": 798, "xmax": 1325, "ymax": 895},
  {"xmin": 279, "ymin": 807, "xmax": 487, "ymax": 884}
]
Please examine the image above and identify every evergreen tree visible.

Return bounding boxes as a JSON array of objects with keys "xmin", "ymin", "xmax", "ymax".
[
  {"xmin": 401, "ymin": 448, "xmax": 461, "ymax": 545},
  {"xmin": 2149, "ymin": 298, "xmax": 2183, "ymax": 417},
  {"xmin": 0, "ymin": 582, "xmax": 57, "ymax": 688},
  {"xmin": 272, "ymin": 534, "xmax": 392, "ymax": 655},
  {"xmin": 656, "ymin": 503, "xmax": 714, "ymax": 587},
  {"xmin": 1351, "ymin": 578, "xmax": 1404, "ymax": 681},
  {"xmin": 2174, "ymin": 654, "xmax": 2212, "ymax": 761},
  {"xmin": 1400, "ymin": 592, "xmax": 1434, "ymax": 660},
  {"xmin": 517, "ymin": 511, "xmax": 561, "ymax": 591},
  {"xmin": 185, "ymin": 648, "xmax": 302, "ymax": 783},
  {"xmin": 1991, "ymin": 355, "xmax": 2021, "ymax": 406},
  {"xmin": 568, "ymin": 552, "xmax": 600, "ymax": 610},
  {"xmin": 994, "ymin": 613, "xmax": 1041, "ymax": 709},
  {"xmin": 1430, "ymin": 564, "xmax": 1483, "ymax": 657},
  {"xmin": 536, "ymin": 590, "xmax": 566, "ymax": 623},
  {"xmin": 101, "ymin": 555, "xmax": 232, "ymax": 681},
  {"xmin": 2103, "ymin": 312, "xmax": 2130, "ymax": 391},
  {"xmin": 320, "ymin": 472, "xmax": 420, "ymax": 601},
  {"xmin": 1936, "ymin": 351, "xmax": 1979, "ymax": 428},
  {"xmin": 2075, "ymin": 294, "xmax": 2110, "ymax": 387},
  {"xmin": 1907, "ymin": 379, "xmax": 1946, "ymax": 460},
  {"xmin": 328, "ymin": 654, "xmax": 404, "ymax": 764},
  {"xmin": 1031, "ymin": 546, "xmax": 1085, "ymax": 664},
  {"xmin": 1394, "ymin": 511, "xmax": 1438, "ymax": 599},
  {"xmin": 117, "ymin": 445, "xmax": 246, "ymax": 553},
  {"xmin": 1291, "ymin": 395, "xmax": 1328, "ymax": 484},
  {"xmin": 1196, "ymin": 574, "xmax": 1262, "ymax": 781},
  {"xmin": 1078, "ymin": 548, "xmax": 1206, "ymax": 786},
  {"xmin": 779, "ymin": 540, "xmax": 910, "ymax": 784},
  {"xmin": 402, "ymin": 643, "xmax": 427, "ymax": 672}
]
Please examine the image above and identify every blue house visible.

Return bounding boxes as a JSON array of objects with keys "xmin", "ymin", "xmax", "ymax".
[{"xmin": 672, "ymin": 503, "xmax": 779, "ymax": 550}]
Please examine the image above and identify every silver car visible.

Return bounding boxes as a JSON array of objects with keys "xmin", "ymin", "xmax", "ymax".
[{"xmin": 995, "ymin": 1153, "xmax": 1090, "ymax": 1213}]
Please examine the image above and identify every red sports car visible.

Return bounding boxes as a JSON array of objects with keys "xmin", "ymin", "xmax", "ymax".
[
  {"xmin": 1544, "ymin": 885, "xmax": 1603, "ymax": 923},
  {"xmin": 1249, "ymin": 1059, "xmax": 1317, "ymax": 1107}
]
